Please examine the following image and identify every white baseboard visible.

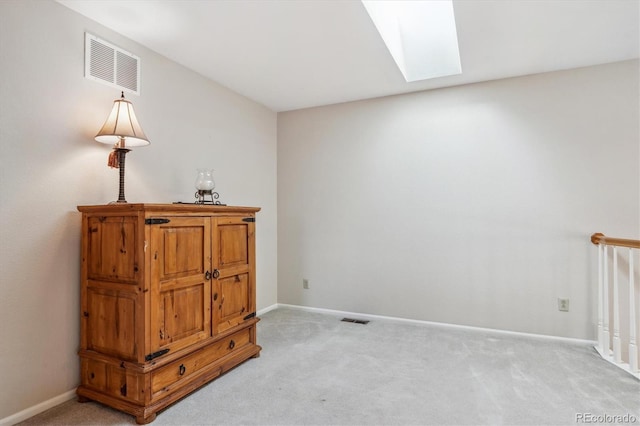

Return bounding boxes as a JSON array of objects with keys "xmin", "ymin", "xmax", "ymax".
[
  {"xmin": 257, "ymin": 303, "xmax": 279, "ymax": 316},
  {"xmin": 594, "ymin": 345, "xmax": 640, "ymax": 380},
  {"xmin": 0, "ymin": 389, "xmax": 76, "ymax": 426},
  {"xmin": 276, "ymin": 303, "xmax": 596, "ymax": 345}
]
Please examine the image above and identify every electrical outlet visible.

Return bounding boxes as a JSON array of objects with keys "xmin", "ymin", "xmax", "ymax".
[
  {"xmin": 558, "ymin": 298, "xmax": 569, "ymax": 312},
  {"xmin": 303, "ymin": 279, "xmax": 309, "ymax": 289}
]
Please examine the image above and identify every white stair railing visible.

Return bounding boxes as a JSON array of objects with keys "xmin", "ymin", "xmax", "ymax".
[{"xmin": 592, "ymin": 233, "xmax": 640, "ymax": 379}]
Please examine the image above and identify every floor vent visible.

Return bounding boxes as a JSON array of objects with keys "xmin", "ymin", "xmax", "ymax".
[
  {"xmin": 341, "ymin": 318, "xmax": 370, "ymax": 325},
  {"xmin": 85, "ymin": 33, "xmax": 140, "ymax": 95}
]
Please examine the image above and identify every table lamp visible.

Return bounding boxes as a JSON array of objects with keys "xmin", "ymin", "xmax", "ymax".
[{"xmin": 95, "ymin": 91, "xmax": 150, "ymax": 203}]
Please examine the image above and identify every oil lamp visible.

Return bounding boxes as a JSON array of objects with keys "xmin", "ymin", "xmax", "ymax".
[{"xmin": 194, "ymin": 169, "xmax": 220, "ymax": 204}]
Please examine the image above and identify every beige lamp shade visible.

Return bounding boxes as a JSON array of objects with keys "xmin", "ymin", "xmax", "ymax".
[{"xmin": 95, "ymin": 92, "xmax": 150, "ymax": 148}]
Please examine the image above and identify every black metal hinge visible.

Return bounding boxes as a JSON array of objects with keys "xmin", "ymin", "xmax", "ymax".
[
  {"xmin": 145, "ymin": 348, "xmax": 170, "ymax": 361},
  {"xmin": 145, "ymin": 218, "xmax": 171, "ymax": 225},
  {"xmin": 243, "ymin": 312, "xmax": 256, "ymax": 320},
  {"xmin": 242, "ymin": 217, "xmax": 255, "ymax": 223}
]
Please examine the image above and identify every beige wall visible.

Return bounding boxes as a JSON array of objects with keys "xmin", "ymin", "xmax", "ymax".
[
  {"xmin": 2, "ymin": 0, "xmax": 639, "ymax": 422},
  {"xmin": 0, "ymin": 0, "xmax": 277, "ymax": 420},
  {"xmin": 278, "ymin": 60, "xmax": 640, "ymax": 340}
]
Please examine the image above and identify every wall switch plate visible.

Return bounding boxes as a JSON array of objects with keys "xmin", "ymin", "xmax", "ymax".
[
  {"xmin": 303, "ymin": 279, "xmax": 309, "ymax": 289},
  {"xmin": 558, "ymin": 298, "xmax": 569, "ymax": 312}
]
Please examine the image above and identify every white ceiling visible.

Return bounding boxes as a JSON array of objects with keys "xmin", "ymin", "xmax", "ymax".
[{"xmin": 58, "ymin": 0, "xmax": 639, "ymax": 112}]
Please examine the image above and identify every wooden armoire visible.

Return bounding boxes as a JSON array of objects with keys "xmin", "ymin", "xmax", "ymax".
[{"xmin": 76, "ymin": 204, "xmax": 261, "ymax": 424}]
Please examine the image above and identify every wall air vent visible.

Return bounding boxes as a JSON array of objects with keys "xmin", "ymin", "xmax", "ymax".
[
  {"xmin": 341, "ymin": 318, "xmax": 370, "ymax": 325},
  {"xmin": 85, "ymin": 33, "xmax": 140, "ymax": 95}
]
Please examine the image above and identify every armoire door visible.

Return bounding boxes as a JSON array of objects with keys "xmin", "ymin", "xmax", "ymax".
[
  {"xmin": 149, "ymin": 216, "xmax": 212, "ymax": 355},
  {"xmin": 82, "ymin": 215, "xmax": 140, "ymax": 361},
  {"xmin": 212, "ymin": 216, "xmax": 256, "ymax": 335}
]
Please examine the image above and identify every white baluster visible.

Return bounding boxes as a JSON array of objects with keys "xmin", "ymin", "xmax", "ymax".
[
  {"xmin": 630, "ymin": 249, "xmax": 638, "ymax": 373},
  {"xmin": 603, "ymin": 245, "xmax": 610, "ymax": 358},
  {"xmin": 598, "ymin": 243, "xmax": 604, "ymax": 354},
  {"xmin": 613, "ymin": 246, "xmax": 621, "ymax": 363}
]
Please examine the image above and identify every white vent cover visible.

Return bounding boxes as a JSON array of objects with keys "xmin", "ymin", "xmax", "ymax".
[{"xmin": 85, "ymin": 33, "xmax": 140, "ymax": 95}]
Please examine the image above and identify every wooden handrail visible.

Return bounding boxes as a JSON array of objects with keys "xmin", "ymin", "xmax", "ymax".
[{"xmin": 591, "ymin": 233, "xmax": 640, "ymax": 249}]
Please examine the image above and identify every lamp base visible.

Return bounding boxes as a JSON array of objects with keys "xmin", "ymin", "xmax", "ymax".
[
  {"xmin": 195, "ymin": 189, "xmax": 221, "ymax": 204},
  {"xmin": 114, "ymin": 148, "xmax": 131, "ymax": 203}
]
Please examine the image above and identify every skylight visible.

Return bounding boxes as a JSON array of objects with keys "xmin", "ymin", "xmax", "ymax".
[{"xmin": 362, "ymin": 0, "xmax": 462, "ymax": 83}]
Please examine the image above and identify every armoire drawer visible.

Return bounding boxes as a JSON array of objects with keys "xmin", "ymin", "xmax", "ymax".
[{"xmin": 151, "ymin": 328, "xmax": 251, "ymax": 398}]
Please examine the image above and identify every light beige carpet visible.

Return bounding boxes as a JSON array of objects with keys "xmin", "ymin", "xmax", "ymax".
[{"xmin": 19, "ymin": 307, "xmax": 640, "ymax": 425}]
